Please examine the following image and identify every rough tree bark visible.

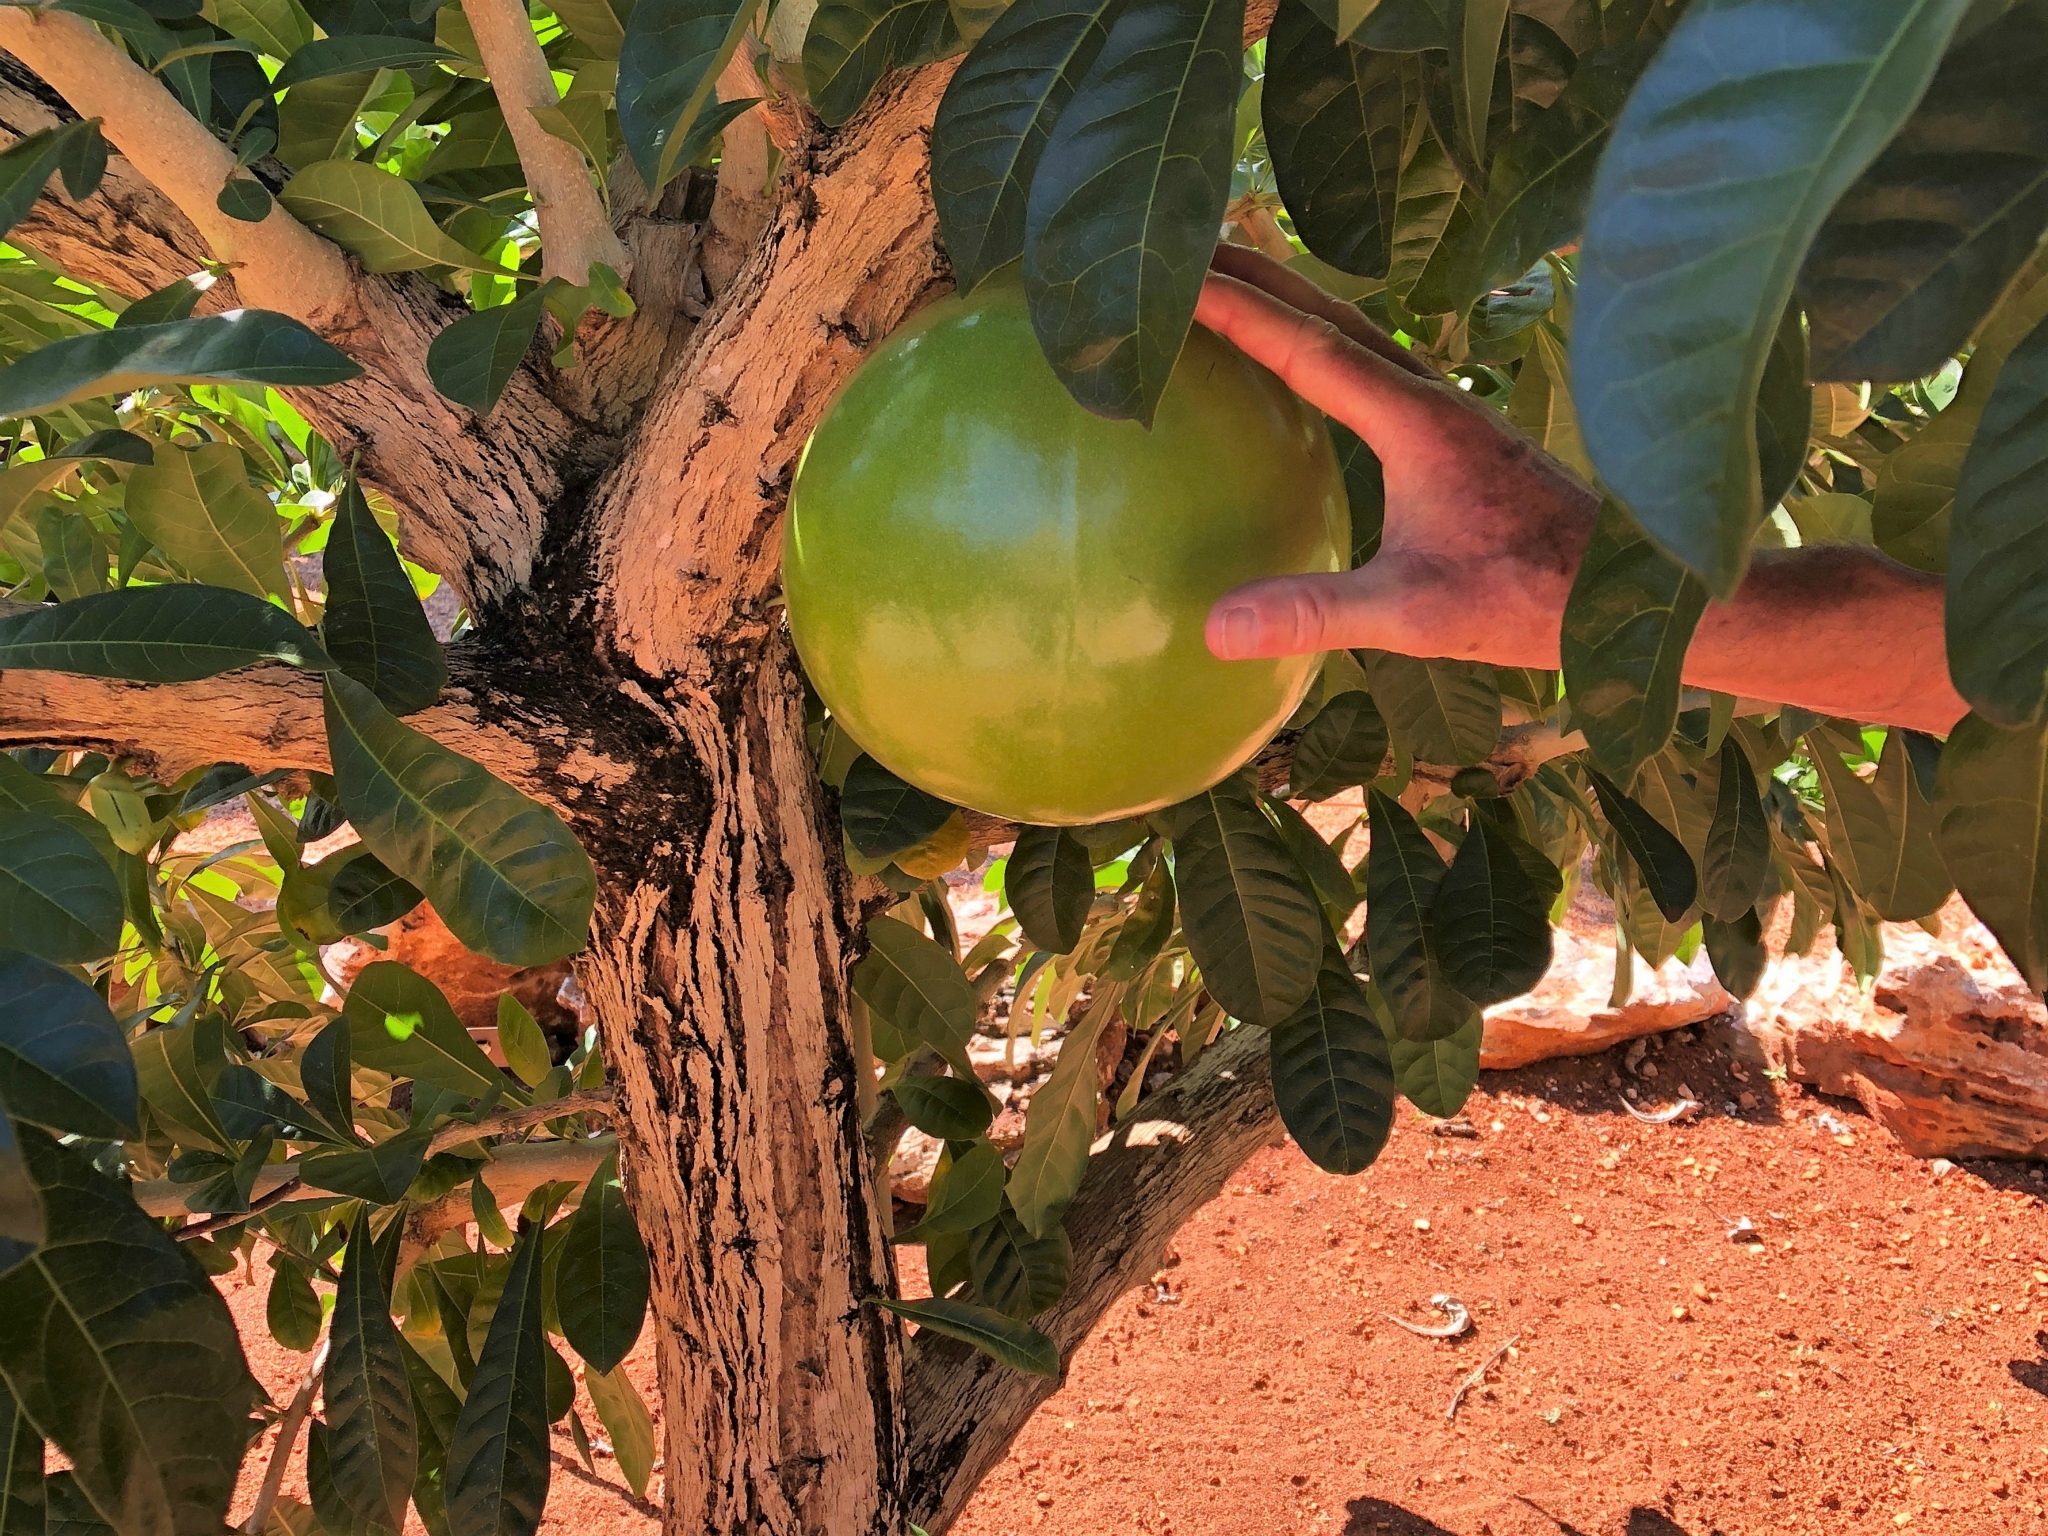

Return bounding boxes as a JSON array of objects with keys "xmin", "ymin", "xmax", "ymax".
[{"xmin": 0, "ymin": 9, "xmax": 1335, "ymax": 1532}]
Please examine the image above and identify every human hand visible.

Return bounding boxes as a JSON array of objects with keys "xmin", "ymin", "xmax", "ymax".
[{"xmin": 1197, "ymin": 245, "xmax": 1599, "ymax": 668}]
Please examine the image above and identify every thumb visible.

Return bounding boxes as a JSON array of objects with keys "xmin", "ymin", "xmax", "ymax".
[{"xmin": 1206, "ymin": 568, "xmax": 1401, "ymax": 661}]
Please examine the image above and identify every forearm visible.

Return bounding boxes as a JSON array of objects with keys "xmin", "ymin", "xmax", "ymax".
[{"xmin": 1686, "ymin": 545, "xmax": 1964, "ymax": 734}]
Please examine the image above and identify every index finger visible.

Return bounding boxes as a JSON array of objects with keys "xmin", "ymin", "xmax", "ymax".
[{"xmin": 1208, "ymin": 244, "xmax": 1440, "ymax": 384}]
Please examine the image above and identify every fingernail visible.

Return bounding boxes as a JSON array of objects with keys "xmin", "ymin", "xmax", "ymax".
[{"xmin": 1214, "ymin": 604, "xmax": 1261, "ymax": 660}]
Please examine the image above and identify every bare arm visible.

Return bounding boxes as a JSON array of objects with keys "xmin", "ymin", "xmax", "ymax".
[{"xmin": 1196, "ymin": 247, "xmax": 1967, "ymax": 735}]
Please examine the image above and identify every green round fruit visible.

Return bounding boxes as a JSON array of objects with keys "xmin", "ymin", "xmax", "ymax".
[{"xmin": 783, "ymin": 272, "xmax": 1348, "ymax": 826}]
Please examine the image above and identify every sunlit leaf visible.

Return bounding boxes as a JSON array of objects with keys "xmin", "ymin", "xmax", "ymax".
[
  {"xmin": 343, "ymin": 961, "xmax": 508, "ymax": 1100},
  {"xmin": 0, "ymin": 585, "xmax": 332, "ymax": 680},
  {"xmin": 124, "ymin": 440, "xmax": 287, "ymax": 599},
  {"xmin": 0, "ymin": 312, "xmax": 359, "ymax": 417},
  {"xmin": 280, "ymin": 161, "xmax": 493, "ymax": 274}
]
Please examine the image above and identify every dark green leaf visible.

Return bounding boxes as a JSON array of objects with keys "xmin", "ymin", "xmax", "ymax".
[
  {"xmin": 967, "ymin": 1205, "xmax": 1071, "ymax": 1318},
  {"xmin": 1166, "ymin": 774, "xmax": 1322, "ymax": 1026},
  {"xmin": 930, "ymin": 0, "xmax": 1124, "ymax": 293},
  {"xmin": 300, "ymin": 1017, "xmax": 363, "ymax": 1146},
  {"xmin": 0, "ymin": 1128, "xmax": 259, "ymax": 1536},
  {"xmin": 1268, "ymin": 949, "xmax": 1394, "ymax": 1174},
  {"xmin": 116, "ymin": 278, "xmax": 207, "ymax": 329},
  {"xmin": 1559, "ymin": 497, "xmax": 1708, "ymax": 781},
  {"xmin": 890, "ymin": 1074, "xmax": 994, "ymax": 1139},
  {"xmin": 853, "ymin": 914, "xmax": 976, "ymax": 1051},
  {"xmin": 0, "ymin": 312, "xmax": 359, "ymax": 417},
  {"xmin": 1020, "ymin": 0, "xmax": 1243, "ymax": 422},
  {"xmin": 1948, "ymin": 310, "xmax": 2048, "ymax": 724},
  {"xmin": 326, "ymin": 1218, "xmax": 417, "ymax": 1533},
  {"xmin": 301, "ymin": 0, "xmax": 432, "ymax": 42},
  {"xmin": 1799, "ymin": 0, "xmax": 2048, "ymax": 382},
  {"xmin": 901, "ymin": 1138, "xmax": 1005, "ymax": 1238},
  {"xmin": 1331, "ymin": 419, "xmax": 1385, "ymax": 566},
  {"xmin": 1809, "ymin": 724, "xmax": 1953, "ymax": 922},
  {"xmin": 871, "ymin": 1294, "xmax": 1059, "ymax": 1374},
  {"xmin": 279, "ymin": 162, "xmax": 491, "ymax": 274},
  {"xmin": 1432, "ymin": 817, "xmax": 1552, "ymax": 1006},
  {"xmin": 805, "ymin": 0, "xmax": 958, "ymax": 127},
  {"xmin": 1262, "ymin": 0, "xmax": 1406, "ymax": 279},
  {"xmin": 1701, "ymin": 736, "xmax": 1770, "ymax": 921},
  {"xmin": 132, "ymin": 1016, "xmax": 232, "ymax": 1152},
  {"xmin": 0, "ymin": 1117, "xmax": 40, "ymax": 1256},
  {"xmin": 1356, "ymin": 651, "xmax": 1499, "ymax": 765},
  {"xmin": 1005, "ymin": 997, "xmax": 1109, "ymax": 1236},
  {"xmin": 1585, "ymin": 766, "xmax": 1697, "ymax": 922},
  {"xmin": 0, "ymin": 952, "xmax": 136, "ymax": 1139},
  {"xmin": 617, "ymin": 0, "xmax": 760, "ymax": 189},
  {"xmin": 1379, "ymin": 987, "xmax": 1481, "ymax": 1118},
  {"xmin": 1387, "ymin": 125, "xmax": 1485, "ymax": 315},
  {"xmin": 216, "ymin": 179, "xmax": 273, "ymax": 222},
  {"xmin": 306, "ymin": 1420, "xmax": 382, "ymax": 1536},
  {"xmin": 1754, "ymin": 299, "xmax": 1814, "ymax": 513},
  {"xmin": 44, "ymin": 1474, "xmax": 110, "ymax": 1536},
  {"xmin": 1264, "ymin": 795, "xmax": 1359, "ymax": 922},
  {"xmin": 0, "ymin": 810, "xmax": 121, "ymax": 966},
  {"xmin": 0, "ymin": 123, "xmax": 108, "ymax": 245},
  {"xmin": 0, "ymin": 585, "xmax": 330, "ymax": 681},
  {"xmin": 840, "ymin": 754, "xmax": 955, "ymax": 861},
  {"xmin": 1702, "ymin": 907, "xmax": 1766, "ymax": 1000},
  {"xmin": 425, "ymin": 287, "xmax": 548, "ymax": 417},
  {"xmin": 446, "ymin": 1221, "xmax": 550, "ymax": 1536},
  {"xmin": 556, "ymin": 1150, "xmax": 649, "ymax": 1375},
  {"xmin": 1348, "ymin": 0, "xmax": 1445, "ymax": 49},
  {"xmin": 323, "ymin": 476, "xmax": 447, "ymax": 714},
  {"xmin": 125, "ymin": 439, "xmax": 287, "ymax": 599},
  {"xmin": 266, "ymin": 1256, "xmax": 322, "ymax": 1351},
  {"xmin": 300, "ymin": 1125, "xmax": 431, "ymax": 1202},
  {"xmin": 1003, "ymin": 825, "xmax": 1093, "ymax": 954},
  {"xmin": 1099, "ymin": 858, "xmax": 1173, "ymax": 980},
  {"xmin": 1363, "ymin": 788, "xmax": 1476, "ymax": 1041},
  {"xmin": 0, "ymin": 1381, "xmax": 44, "ymax": 1536},
  {"xmin": 344, "ymin": 961, "xmax": 507, "ymax": 1100},
  {"xmin": 1290, "ymin": 689, "xmax": 1389, "ymax": 800},
  {"xmin": 1448, "ymin": 0, "xmax": 1509, "ymax": 173},
  {"xmin": 330, "ymin": 851, "xmax": 425, "ymax": 934},
  {"xmin": 271, "ymin": 34, "xmax": 457, "ymax": 89},
  {"xmin": 1573, "ymin": 0, "xmax": 1975, "ymax": 596},
  {"xmin": 326, "ymin": 673, "xmax": 596, "ymax": 967}
]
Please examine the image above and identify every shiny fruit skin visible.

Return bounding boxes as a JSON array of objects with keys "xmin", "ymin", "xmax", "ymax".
[{"xmin": 783, "ymin": 273, "xmax": 1348, "ymax": 826}]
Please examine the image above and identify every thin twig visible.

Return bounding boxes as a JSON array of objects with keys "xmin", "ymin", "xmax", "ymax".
[
  {"xmin": 175, "ymin": 1177, "xmax": 305, "ymax": 1242},
  {"xmin": 426, "ymin": 1089, "xmax": 617, "ymax": 1159},
  {"xmin": 241, "ymin": 1336, "xmax": 329, "ymax": 1535},
  {"xmin": 1445, "ymin": 1333, "xmax": 1519, "ymax": 1424}
]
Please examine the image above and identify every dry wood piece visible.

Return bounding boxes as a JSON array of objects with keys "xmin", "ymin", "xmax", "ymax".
[{"xmin": 1446, "ymin": 1333, "xmax": 1520, "ymax": 1423}]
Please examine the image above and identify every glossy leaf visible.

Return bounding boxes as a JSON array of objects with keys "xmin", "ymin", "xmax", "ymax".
[
  {"xmin": 0, "ymin": 1129, "xmax": 259, "ymax": 1536},
  {"xmin": 1261, "ymin": 0, "xmax": 1406, "ymax": 279},
  {"xmin": 556, "ymin": 1150, "xmax": 650, "ymax": 1375},
  {"xmin": 271, "ymin": 34, "xmax": 456, "ymax": 89},
  {"xmin": 1020, "ymin": 0, "xmax": 1244, "ymax": 422},
  {"xmin": 930, "ymin": 0, "xmax": 1125, "ymax": 293},
  {"xmin": 1432, "ymin": 817, "xmax": 1552, "ymax": 1006},
  {"xmin": 280, "ymin": 161, "xmax": 492, "ymax": 274},
  {"xmin": 1573, "ymin": 0, "xmax": 1975, "ymax": 597},
  {"xmin": 1872, "ymin": 251, "xmax": 2048, "ymax": 570},
  {"xmin": 124, "ymin": 439, "xmax": 287, "ymax": 599},
  {"xmin": 841, "ymin": 755, "xmax": 955, "ymax": 861},
  {"xmin": 425, "ymin": 283, "xmax": 549, "ymax": 417},
  {"xmin": 890, "ymin": 1073, "xmax": 994, "ymax": 1140},
  {"xmin": 1005, "ymin": 1001, "xmax": 1109, "ymax": 1237},
  {"xmin": 1701, "ymin": 736, "xmax": 1770, "ymax": 922},
  {"xmin": 806, "ymin": 0, "xmax": 957, "ymax": 127},
  {"xmin": 326, "ymin": 674, "xmax": 597, "ymax": 966},
  {"xmin": 1809, "ymin": 725, "xmax": 1953, "ymax": 922},
  {"xmin": 0, "ymin": 122, "xmax": 107, "ymax": 245},
  {"xmin": 446, "ymin": 1222, "xmax": 550, "ymax": 1536},
  {"xmin": 967, "ymin": 1205, "xmax": 1072, "ymax": 1318},
  {"xmin": 0, "ymin": 810, "xmax": 121, "ymax": 966},
  {"xmin": 324, "ymin": 476, "xmax": 447, "ymax": 715},
  {"xmin": 1289, "ymin": 689, "xmax": 1389, "ymax": 801},
  {"xmin": 0, "ymin": 950, "xmax": 137, "ymax": 1138},
  {"xmin": 1558, "ymin": 498, "xmax": 1708, "ymax": 781},
  {"xmin": 1379, "ymin": 986, "xmax": 1481, "ymax": 1118},
  {"xmin": 1003, "ymin": 825, "xmax": 1093, "ymax": 954},
  {"xmin": 1799, "ymin": 0, "xmax": 2048, "ymax": 382},
  {"xmin": 0, "ymin": 585, "xmax": 332, "ymax": 680},
  {"xmin": 0, "ymin": 312, "xmax": 358, "ymax": 417},
  {"xmin": 1356, "ymin": 651, "xmax": 1499, "ymax": 766},
  {"xmin": 1585, "ymin": 766, "xmax": 1697, "ymax": 922},
  {"xmin": 1363, "ymin": 788, "xmax": 1475, "ymax": 1042},
  {"xmin": 853, "ymin": 915, "xmax": 976, "ymax": 1051},
  {"xmin": 326, "ymin": 1219, "xmax": 417, "ymax": 1534},
  {"xmin": 1268, "ymin": 949, "xmax": 1394, "ymax": 1174},
  {"xmin": 329, "ymin": 851, "xmax": 425, "ymax": 935},
  {"xmin": 1702, "ymin": 907, "xmax": 1767, "ymax": 1000},
  {"xmin": 871, "ymin": 1295, "xmax": 1059, "ymax": 1374},
  {"xmin": 344, "ymin": 961, "xmax": 507, "ymax": 1100},
  {"xmin": 1166, "ymin": 774, "xmax": 1323, "ymax": 1026}
]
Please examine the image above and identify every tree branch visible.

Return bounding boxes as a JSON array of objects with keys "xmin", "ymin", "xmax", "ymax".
[
  {"xmin": 425, "ymin": 1088, "xmax": 616, "ymax": 1157},
  {"xmin": 0, "ymin": 7, "xmax": 349, "ymax": 322},
  {"xmin": 462, "ymin": 0, "xmax": 627, "ymax": 286},
  {"xmin": 902, "ymin": 1022, "xmax": 1281, "ymax": 1532}
]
